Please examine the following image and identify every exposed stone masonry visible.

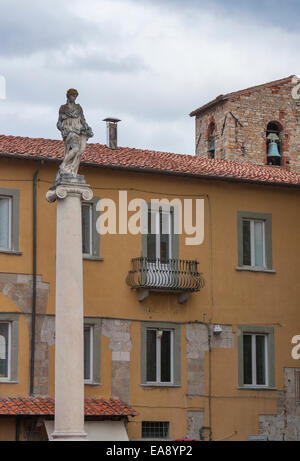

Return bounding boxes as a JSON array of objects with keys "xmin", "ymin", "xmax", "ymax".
[
  {"xmin": 194, "ymin": 77, "xmax": 300, "ymax": 171},
  {"xmin": 259, "ymin": 368, "xmax": 300, "ymax": 440}
]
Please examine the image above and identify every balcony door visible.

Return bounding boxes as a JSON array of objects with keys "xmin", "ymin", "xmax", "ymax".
[{"xmin": 146, "ymin": 205, "xmax": 174, "ymax": 288}]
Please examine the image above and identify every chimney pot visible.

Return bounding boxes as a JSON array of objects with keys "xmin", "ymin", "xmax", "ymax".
[{"xmin": 103, "ymin": 118, "xmax": 121, "ymax": 150}]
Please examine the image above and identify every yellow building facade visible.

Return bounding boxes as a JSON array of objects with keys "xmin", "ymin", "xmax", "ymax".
[{"xmin": 0, "ymin": 132, "xmax": 300, "ymax": 441}]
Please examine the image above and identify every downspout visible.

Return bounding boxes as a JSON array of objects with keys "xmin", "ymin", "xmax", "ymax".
[
  {"xmin": 201, "ymin": 322, "xmax": 212, "ymax": 441},
  {"xmin": 207, "ymin": 324, "xmax": 212, "ymax": 441},
  {"xmin": 29, "ymin": 161, "xmax": 44, "ymax": 396}
]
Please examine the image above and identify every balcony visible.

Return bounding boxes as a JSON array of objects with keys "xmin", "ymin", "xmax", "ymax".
[{"xmin": 126, "ymin": 257, "xmax": 205, "ymax": 304}]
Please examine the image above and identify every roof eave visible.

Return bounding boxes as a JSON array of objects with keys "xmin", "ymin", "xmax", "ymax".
[{"xmin": 1, "ymin": 152, "xmax": 299, "ymax": 190}]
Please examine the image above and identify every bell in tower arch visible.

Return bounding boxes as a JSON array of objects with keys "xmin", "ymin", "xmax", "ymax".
[{"xmin": 267, "ymin": 133, "xmax": 281, "ymax": 165}]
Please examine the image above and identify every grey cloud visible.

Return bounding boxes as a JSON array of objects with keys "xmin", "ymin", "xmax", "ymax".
[
  {"xmin": 140, "ymin": 0, "xmax": 300, "ymax": 32},
  {"xmin": 0, "ymin": 0, "xmax": 108, "ymax": 57},
  {"xmin": 0, "ymin": 0, "xmax": 299, "ymax": 157},
  {"xmin": 64, "ymin": 53, "xmax": 146, "ymax": 74}
]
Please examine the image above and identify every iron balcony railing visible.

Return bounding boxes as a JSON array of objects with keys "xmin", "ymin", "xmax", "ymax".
[{"xmin": 126, "ymin": 257, "xmax": 205, "ymax": 292}]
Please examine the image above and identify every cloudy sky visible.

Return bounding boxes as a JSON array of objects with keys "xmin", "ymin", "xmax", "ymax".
[{"xmin": 0, "ymin": 0, "xmax": 299, "ymax": 155}]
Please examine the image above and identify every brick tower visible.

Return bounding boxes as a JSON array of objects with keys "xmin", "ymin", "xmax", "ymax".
[{"xmin": 190, "ymin": 75, "xmax": 300, "ymax": 171}]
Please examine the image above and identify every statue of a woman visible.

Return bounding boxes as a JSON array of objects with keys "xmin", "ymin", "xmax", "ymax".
[{"xmin": 55, "ymin": 88, "xmax": 93, "ymax": 183}]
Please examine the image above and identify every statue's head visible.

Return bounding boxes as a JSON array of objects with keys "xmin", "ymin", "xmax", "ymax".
[{"xmin": 66, "ymin": 88, "xmax": 78, "ymax": 102}]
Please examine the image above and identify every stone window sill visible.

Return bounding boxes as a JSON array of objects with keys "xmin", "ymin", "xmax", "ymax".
[
  {"xmin": 236, "ymin": 266, "xmax": 276, "ymax": 274},
  {"xmin": 0, "ymin": 250, "xmax": 22, "ymax": 256},
  {"xmin": 84, "ymin": 381, "xmax": 101, "ymax": 386},
  {"xmin": 238, "ymin": 386, "xmax": 277, "ymax": 391},
  {"xmin": 0, "ymin": 380, "xmax": 19, "ymax": 384},
  {"xmin": 83, "ymin": 255, "xmax": 104, "ymax": 261},
  {"xmin": 140, "ymin": 383, "xmax": 181, "ymax": 388}
]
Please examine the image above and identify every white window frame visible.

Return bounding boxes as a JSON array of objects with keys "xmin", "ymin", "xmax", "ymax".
[
  {"xmin": 146, "ymin": 328, "xmax": 174, "ymax": 385},
  {"xmin": 243, "ymin": 333, "xmax": 269, "ymax": 387},
  {"xmin": 0, "ymin": 196, "xmax": 12, "ymax": 251},
  {"xmin": 0, "ymin": 321, "xmax": 11, "ymax": 382},
  {"xmin": 149, "ymin": 208, "xmax": 173, "ymax": 261},
  {"xmin": 84, "ymin": 325, "xmax": 94, "ymax": 383},
  {"xmin": 242, "ymin": 219, "xmax": 266, "ymax": 269},
  {"xmin": 141, "ymin": 421, "xmax": 170, "ymax": 440},
  {"xmin": 82, "ymin": 203, "xmax": 93, "ymax": 256}
]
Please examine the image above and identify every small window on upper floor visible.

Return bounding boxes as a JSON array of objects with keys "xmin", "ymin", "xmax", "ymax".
[
  {"xmin": 0, "ymin": 188, "xmax": 20, "ymax": 254},
  {"xmin": 0, "ymin": 196, "xmax": 12, "ymax": 250},
  {"xmin": 82, "ymin": 202, "xmax": 93, "ymax": 256},
  {"xmin": 266, "ymin": 121, "xmax": 282, "ymax": 166},
  {"xmin": 237, "ymin": 211, "xmax": 273, "ymax": 272},
  {"xmin": 207, "ymin": 122, "xmax": 215, "ymax": 159},
  {"xmin": 81, "ymin": 197, "xmax": 101, "ymax": 260},
  {"xmin": 242, "ymin": 219, "xmax": 265, "ymax": 268}
]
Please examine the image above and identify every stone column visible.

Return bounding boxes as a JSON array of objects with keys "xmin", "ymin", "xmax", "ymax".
[{"xmin": 46, "ymin": 178, "xmax": 93, "ymax": 441}]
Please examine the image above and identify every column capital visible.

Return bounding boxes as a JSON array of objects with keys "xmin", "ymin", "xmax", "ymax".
[{"xmin": 46, "ymin": 182, "xmax": 93, "ymax": 203}]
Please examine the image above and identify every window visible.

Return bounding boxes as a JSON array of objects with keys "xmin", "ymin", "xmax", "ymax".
[
  {"xmin": 83, "ymin": 318, "xmax": 100, "ymax": 385},
  {"xmin": 207, "ymin": 122, "xmax": 216, "ymax": 159},
  {"xmin": 142, "ymin": 421, "xmax": 169, "ymax": 439},
  {"xmin": 0, "ymin": 322, "xmax": 10, "ymax": 379},
  {"xmin": 146, "ymin": 206, "xmax": 174, "ymax": 262},
  {"xmin": 141, "ymin": 322, "xmax": 181, "ymax": 386},
  {"xmin": 243, "ymin": 333, "xmax": 268, "ymax": 386},
  {"xmin": 146, "ymin": 328, "xmax": 173, "ymax": 383},
  {"xmin": 0, "ymin": 314, "xmax": 19, "ymax": 382},
  {"xmin": 0, "ymin": 197, "xmax": 11, "ymax": 250},
  {"xmin": 82, "ymin": 203, "xmax": 93, "ymax": 255},
  {"xmin": 242, "ymin": 219, "xmax": 265, "ymax": 268},
  {"xmin": 81, "ymin": 197, "xmax": 101, "ymax": 259},
  {"xmin": 237, "ymin": 212, "xmax": 273, "ymax": 271},
  {"xmin": 142, "ymin": 202, "xmax": 179, "ymax": 262},
  {"xmin": 141, "ymin": 203, "xmax": 180, "ymax": 289},
  {"xmin": 0, "ymin": 188, "xmax": 20, "ymax": 253},
  {"xmin": 84, "ymin": 325, "xmax": 93, "ymax": 382},
  {"xmin": 238, "ymin": 326, "xmax": 275, "ymax": 388}
]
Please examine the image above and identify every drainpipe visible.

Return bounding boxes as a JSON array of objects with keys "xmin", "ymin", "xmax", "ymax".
[
  {"xmin": 203, "ymin": 322, "xmax": 212, "ymax": 441},
  {"xmin": 29, "ymin": 161, "xmax": 44, "ymax": 396},
  {"xmin": 196, "ymin": 320, "xmax": 212, "ymax": 441}
]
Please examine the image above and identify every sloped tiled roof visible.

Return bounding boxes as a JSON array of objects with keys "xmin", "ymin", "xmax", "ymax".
[
  {"xmin": 0, "ymin": 396, "xmax": 137, "ymax": 417},
  {"xmin": 0, "ymin": 134, "xmax": 300, "ymax": 187},
  {"xmin": 189, "ymin": 75, "xmax": 295, "ymax": 116}
]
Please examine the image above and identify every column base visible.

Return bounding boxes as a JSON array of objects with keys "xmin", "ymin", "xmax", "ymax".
[{"xmin": 51, "ymin": 431, "xmax": 88, "ymax": 441}]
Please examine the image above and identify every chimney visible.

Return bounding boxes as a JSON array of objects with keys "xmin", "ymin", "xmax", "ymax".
[{"xmin": 103, "ymin": 118, "xmax": 121, "ymax": 150}]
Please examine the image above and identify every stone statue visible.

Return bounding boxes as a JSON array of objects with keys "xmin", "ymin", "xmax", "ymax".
[{"xmin": 55, "ymin": 88, "xmax": 93, "ymax": 184}]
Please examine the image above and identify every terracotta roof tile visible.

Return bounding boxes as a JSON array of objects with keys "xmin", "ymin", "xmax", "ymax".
[
  {"xmin": 0, "ymin": 397, "xmax": 137, "ymax": 417},
  {"xmin": 0, "ymin": 133, "xmax": 300, "ymax": 187}
]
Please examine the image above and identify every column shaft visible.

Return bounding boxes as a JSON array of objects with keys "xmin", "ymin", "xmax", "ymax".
[{"xmin": 52, "ymin": 192, "xmax": 86, "ymax": 441}]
